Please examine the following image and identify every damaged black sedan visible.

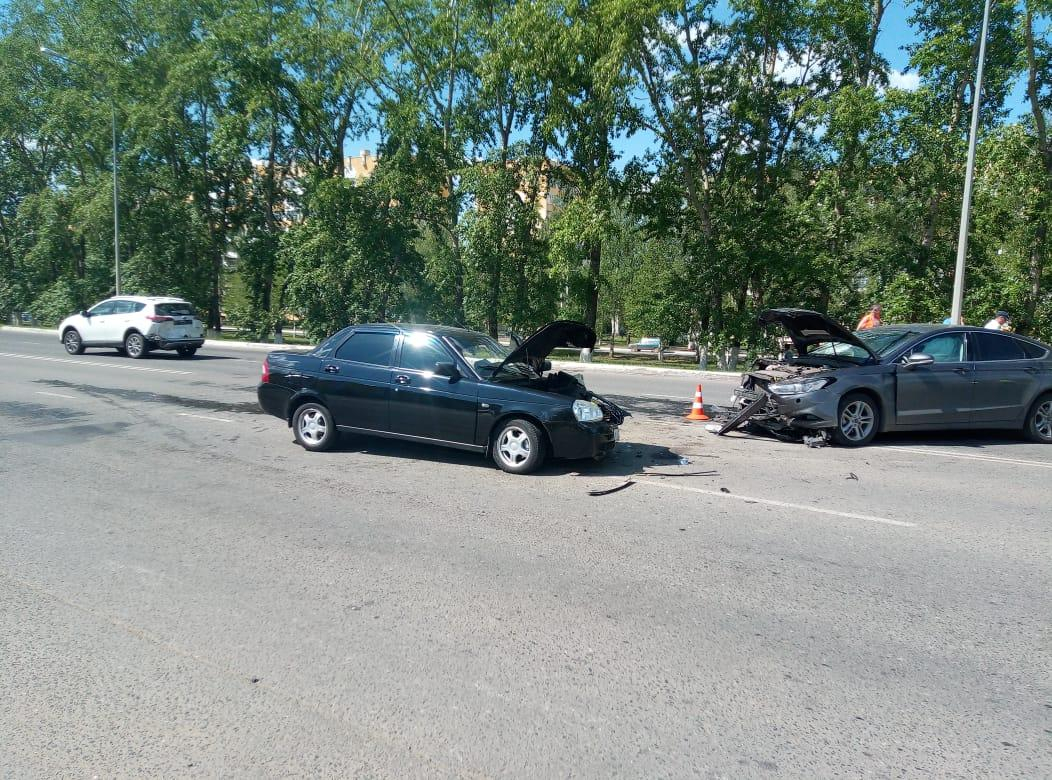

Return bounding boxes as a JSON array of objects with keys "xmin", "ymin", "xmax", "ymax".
[
  {"xmin": 258, "ymin": 321, "xmax": 627, "ymax": 473},
  {"xmin": 725, "ymin": 309, "xmax": 1052, "ymax": 446}
]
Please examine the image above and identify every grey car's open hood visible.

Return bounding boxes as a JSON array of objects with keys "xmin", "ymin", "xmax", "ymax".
[
  {"xmin": 494, "ymin": 320, "xmax": 596, "ymax": 375},
  {"xmin": 758, "ymin": 308, "xmax": 878, "ymax": 361}
]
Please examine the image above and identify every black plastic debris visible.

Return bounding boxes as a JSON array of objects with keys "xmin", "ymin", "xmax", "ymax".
[{"xmin": 588, "ymin": 481, "xmax": 635, "ymax": 496}]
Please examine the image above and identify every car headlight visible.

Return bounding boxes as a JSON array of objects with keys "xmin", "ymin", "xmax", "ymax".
[
  {"xmin": 768, "ymin": 377, "xmax": 834, "ymax": 396},
  {"xmin": 572, "ymin": 399, "xmax": 604, "ymax": 422}
]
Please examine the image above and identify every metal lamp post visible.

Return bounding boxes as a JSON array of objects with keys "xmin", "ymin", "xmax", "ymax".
[
  {"xmin": 40, "ymin": 46, "xmax": 121, "ymax": 295},
  {"xmin": 949, "ymin": 0, "xmax": 993, "ymax": 325}
]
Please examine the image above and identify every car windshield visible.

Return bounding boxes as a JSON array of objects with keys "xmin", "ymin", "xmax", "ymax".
[
  {"xmin": 854, "ymin": 328, "xmax": 921, "ymax": 356},
  {"xmin": 445, "ymin": 332, "xmax": 523, "ymax": 376}
]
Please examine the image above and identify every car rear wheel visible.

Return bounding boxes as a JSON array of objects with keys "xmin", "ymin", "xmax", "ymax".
[
  {"xmin": 63, "ymin": 329, "xmax": 85, "ymax": 355},
  {"xmin": 293, "ymin": 402, "xmax": 337, "ymax": 452},
  {"xmin": 832, "ymin": 392, "xmax": 880, "ymax": 447},
  {"xmin": 492, "ymin": 418, "xmax": 546, "ymax": 474},
  {"xmin": 176, "ymin": 346, "xmax": 197, "ymax": 358},
  {"xmin": 1023, "ymin": 394, "xmax": 1052, "ymax": 443},
  {"xmin": 124, "ymin": 331, "xmax": 147, "ymax": 359}
]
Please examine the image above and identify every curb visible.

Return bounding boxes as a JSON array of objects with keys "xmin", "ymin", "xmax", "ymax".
[{"xmin": 2, "ymin": 325, "xmax": 743, "ymax": 376}]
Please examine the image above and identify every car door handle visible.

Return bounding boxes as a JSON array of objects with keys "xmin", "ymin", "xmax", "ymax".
[
  {"xmin": 394, "ymin": 375, "xmax": 410, "ymax": 385},
  {"xmin": 1025, "ymin": 367, "xmax": 1039, "ymax": 374},
  {"xmin": 953, "ymin": 367, "xmax": 969, "ymax": 375},
  {"xmin": 323, "ymin": 364, "xmax": 339, "ymax": 374}
]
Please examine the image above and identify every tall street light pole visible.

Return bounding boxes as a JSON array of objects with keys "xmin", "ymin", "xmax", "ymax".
[
  {"xmin": 40, "ymin": 46, "xmax": 121, "ymax": 295},
  {"xmin": 949, "ymin": 0, "xmax": 992, "ymax": 325}
]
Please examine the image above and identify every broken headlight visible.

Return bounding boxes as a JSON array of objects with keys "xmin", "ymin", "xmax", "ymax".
[
  {"xmin": 768, "ymin": 377, "xmax": 834, "ymax": 396},
  {"xmin": 572, "ymin": 399, "xmax": 604, "ymax": 422}
]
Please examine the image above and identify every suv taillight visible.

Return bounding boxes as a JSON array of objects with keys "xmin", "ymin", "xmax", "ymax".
[
  {"xmin": 146, "ymin": 314, "xmax": 173, "ymax": 322},
  {"xmin": 261, "ymin": 358, "xmax": 270, "ymax": 383}
]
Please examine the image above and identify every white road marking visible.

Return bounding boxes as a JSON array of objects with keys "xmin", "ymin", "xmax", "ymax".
[
  {"xmin": 881, "ymin": 446, "xmax": 1052, "ymax": 470},
  {"xmin": 0, "ymin": 352, "xmax": 192, "ymax": 376},
  {"xmin": 177, "ymin": 413, "xmax": 232, "ymax": 423},
  {"xmin": 35, "ymin": 391, "xmax": 76, "ymax": 400},
  {"xmin": 634, "ymin": 479, "xmax": 915, "ymax": 527}
]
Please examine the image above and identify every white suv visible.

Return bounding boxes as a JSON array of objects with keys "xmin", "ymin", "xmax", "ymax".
[{"xmin": 59, "ymin": 296, "xmax": 206, "ymax": 358}]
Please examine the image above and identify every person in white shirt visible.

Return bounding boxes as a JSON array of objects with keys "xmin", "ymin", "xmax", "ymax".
[{"xmin": 984, "ymin": 310, "xmax": 1011, "ymax": 331}]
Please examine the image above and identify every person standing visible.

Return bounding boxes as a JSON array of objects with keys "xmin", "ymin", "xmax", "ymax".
[
  {"xmin": 856, "ymin": 303, "xmax": 883, "ymax": 331},
  {"xmin": 984, "ymin": 310, "xmax": 1011, "ymax": 331}
]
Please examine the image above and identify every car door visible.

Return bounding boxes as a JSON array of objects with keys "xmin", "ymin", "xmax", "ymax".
[
  {"xmin": 315, "ymin": 330, "xmax": 396, "ymax": 432},
  {"xmin": 107, "ymin": 299, "xmax": 141, "ymax": 343},
  {"xmin": 970, "ymin": 332, "xmax": 1043, "ymax": 424},
  {"xmin": 388, "ymin": 333, "xmax": 479, "ymax": 446},
  {"xmin": 81, "ymin": 301, "xmax": 117, "ymax": 344},
  {"xmin": 894, "ymin": 332, "xmax": 973, "ymax": 426}
]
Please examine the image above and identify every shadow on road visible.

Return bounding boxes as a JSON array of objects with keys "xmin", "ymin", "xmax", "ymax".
[{"xmin": 330, "ymin": 432, "xmax": 691, "ymax": 477}]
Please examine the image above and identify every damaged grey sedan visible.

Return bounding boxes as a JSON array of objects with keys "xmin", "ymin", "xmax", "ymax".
[{"xmin": 723, "ymin": 309, "xmax": 1052, "ymax": 446}]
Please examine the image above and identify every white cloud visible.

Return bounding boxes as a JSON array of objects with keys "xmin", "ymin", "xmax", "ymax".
[{"xmin": 888, "ymin": 69, "xmax": 920, "ymax": 91}]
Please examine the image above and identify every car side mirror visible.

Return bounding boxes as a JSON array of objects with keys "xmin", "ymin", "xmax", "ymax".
[
  {"xmin": 539, "ymin": 359, "xmax": 552, "ymax": 372},
  {"xmin": 903, "ymin": 353, "xmax": 934, "ymax": 369},
  {"xmin": 434, "ymin": 361, "xmax": 460, "ymax": 379},
  {"xmin": 80, "ymin": 310, "xmax": 90, "ymax": 317}
]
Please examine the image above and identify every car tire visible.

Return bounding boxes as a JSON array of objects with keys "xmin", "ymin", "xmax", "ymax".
[
  {"xmin": 1023, "ymin": 393, "xmax": 1052, "ymax": 443},
  {"xmin": 63, "ymin": 329, "xmax": 85, "ymax": 355},
  {"xmin": 831, "ymin": 392, "xmax": 880, "ymax": 447},
  {"xmin": 293, "ymin": 402, "xmax": 337, "ymax": 452},
  {"xmin": 124, "ymin": 331, "xmax": 147, "ymax": 359},
  {"xmin": 176, "ymin": 347, "xmax": 197, "ymax": 358},
  {"xmin": 492, "ymin": 418, "xmax": 546, "ymax": 474}
]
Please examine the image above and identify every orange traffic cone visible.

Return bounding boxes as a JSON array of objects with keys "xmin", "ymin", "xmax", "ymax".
[{"xmin": 685, "ymin": 384, "xmax": 710, "ymax": 421}]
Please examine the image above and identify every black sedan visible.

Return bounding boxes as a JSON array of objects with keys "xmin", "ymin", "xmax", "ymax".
[
  {"xmin": 727, "ymin": 309, "xmax": 1052, "ymax": 446},
  {"xmin": 258, "ymin": 321, "xmax": 627, "ymax": 474}
]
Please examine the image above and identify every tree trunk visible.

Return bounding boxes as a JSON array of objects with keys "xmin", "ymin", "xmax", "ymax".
[{"xmin": 583, "ymin": 241, "xmax": 601, "ymax": 330}]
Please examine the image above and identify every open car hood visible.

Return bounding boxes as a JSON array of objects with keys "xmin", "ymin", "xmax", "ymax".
[
  {"xmin": 758, "ymin": 308, "xmax": 878, "ymax": 361},
  {"xmin": 494, "ymin": 320, "xmax": 596, "ymax": 375}
]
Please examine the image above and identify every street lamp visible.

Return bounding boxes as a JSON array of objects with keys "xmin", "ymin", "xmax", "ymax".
[
  {"xmin": 40, "ymin": 46, "xmax": 121, "ymax": 295},
  {"xmin": 949, "ymin": 0, "xmax": 993, "ymax": 325}
]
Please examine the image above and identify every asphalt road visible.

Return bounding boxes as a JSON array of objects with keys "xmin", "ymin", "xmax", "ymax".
[{"xmin": 1, "ymin": 328, "xmax": 1049, "ymax": 777}]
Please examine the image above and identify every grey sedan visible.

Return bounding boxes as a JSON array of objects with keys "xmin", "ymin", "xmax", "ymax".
[{"xmin": 729, "ymin": 309, "xmax": 1052, "ymax": 446}]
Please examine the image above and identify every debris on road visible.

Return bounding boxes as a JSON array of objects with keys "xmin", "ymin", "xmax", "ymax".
[
  {"xmin": 588, "ymin": 481, "xmax": 635, "ymax": 496},
  {"xmin": 846, "ymin": 472, "xmax": 859, "ymax": 481},
  {"xmin": 803, "ymin": 432, "xmax": 829, "ymax": 448}
]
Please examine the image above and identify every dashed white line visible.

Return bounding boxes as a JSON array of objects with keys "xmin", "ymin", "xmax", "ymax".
[
  {"xmin": 177, "ymin": 413, "xmax": 233, "ymax": 423},
  {"xmin": 35, "ymin": 391, "xmax": 76, "ymax": 400},
  {"xmin": 882, "ymin": 446, "xmax": 1052, "ymax": 470},
  {"xmin": 0, "ymin": 352, "xmax": 192, "ymax": 375},
  {"xmin": 634, "ymin": 479, "xmax": 915, "ymax": 527}
]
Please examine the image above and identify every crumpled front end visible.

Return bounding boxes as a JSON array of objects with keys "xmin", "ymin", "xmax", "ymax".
[{"xmin": 724, "ymin": 360, "xmax": 838, "ymax": 436}]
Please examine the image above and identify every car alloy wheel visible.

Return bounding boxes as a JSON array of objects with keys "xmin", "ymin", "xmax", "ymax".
[
  {"xmin": 498, "ymin": 426, "xmax": 531, "ymax": 468},
  {"xmin": 1026, "ymin": 396, "xmax": 1052, "ymax": 443},
  {"xmin": 492, "ymin": 418, "xmax": 545, "ymax": 474},
  {"xmin": 840, "ymin": 400, "xmax": 874, "ymax": 442},
  {"xmin": 124, "ymin": 332, "xmax": 146, "ymax": 359},
  {"xmin": 63, "ymin": 329, "xmax": 84, "ymax": 355},
  {"xmin": 293, "ymin": 403, "xmax": 336, "ymax": 452},
  {"xmin": 832, "ymin": 392, "xmax": 879, "ymax": 447}
]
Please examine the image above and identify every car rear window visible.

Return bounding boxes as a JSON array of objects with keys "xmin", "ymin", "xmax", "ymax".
[
  {"xmin": 1017, "ymin": 339, "xmax": 1048, "ymax": 359},
  {"xmin": 334, "ymin": 332, "xmax": 395, "ymax": 365},
  {"xmin": 973, "ymin": 332, "xmax": 1027, "ymax": 361},
  {"xmin": 155, "ymin": 302, "xmax": 196, "ymax": 316}
]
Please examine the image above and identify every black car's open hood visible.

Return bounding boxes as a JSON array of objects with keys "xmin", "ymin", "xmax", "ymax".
[
  {"xmin": 758, "ymin": 308, "xmax": 878, "ymax": 361},
  {"xmin": 494, "ymin": 320, "xmax": 596, "ymax": 375}
]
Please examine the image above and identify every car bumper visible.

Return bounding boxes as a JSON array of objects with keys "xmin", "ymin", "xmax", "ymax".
[
  {"xmin": 547, "ymin": 419, "xmax": 619, "ymax": 459},
  {"xmin": 258, "ymin": 383, "xmax": 293, "ymax": 420},
  {"xmin": 146, "ymin": 335, "xmax": 205, "ymax": 350},
  {"xmin": 732, "ymin": 387, "xmax": 840, "ymax": 430}
]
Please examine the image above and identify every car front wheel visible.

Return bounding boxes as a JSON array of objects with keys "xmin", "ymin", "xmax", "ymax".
[
  {"xmin": 124, "ymin": 331, "xmax": 147, "ymax": 359},
  {"xmin": 832, "ymin": 392, "xmax": 880, "ymax": 447},
  {"xmin": 492, "ymin": 418, "xmax": 546, "ymax": 474},
  {"xmin": 63, "ymin": 329, "xmax": 85, "ymax": 355},
  {"xmin": 1024, "ymin": 394, "xmax": 1052, "ymax": 443},
  {"xmin": 293, "ymin": 402, "xmax": 337, "ymax": 452}
]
